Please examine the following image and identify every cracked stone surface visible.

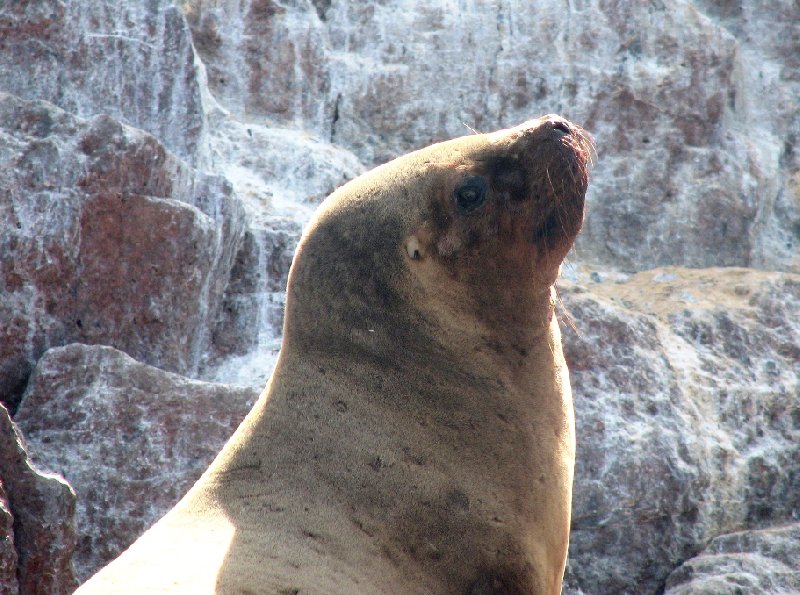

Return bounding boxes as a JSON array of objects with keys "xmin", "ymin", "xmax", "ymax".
[
  {"xmin": 2, "ymin": 1, "xmax": 798, "ymax": 592},
  {"xmin": 15, "ymin": 344, "xmax": 259, "ymax": 581},
  {"xmin": 0, "ymin": 403, "xmax": 77, "ymax": 594}
]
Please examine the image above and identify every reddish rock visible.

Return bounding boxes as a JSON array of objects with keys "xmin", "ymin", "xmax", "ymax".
[
  {"xmin": 15, "ymin": 344, "xmax": 259, "ymax": 581},
  {"xmin": 0, "ymin": 403, "xmax": 77, "ymax": 595},
  {"xmin": 0, "ymin": 94, "xmax": 247, "ymax": 410},
  {"xmin": 74, "ymin": 192, "xmax": 219, "ymax": 371}
]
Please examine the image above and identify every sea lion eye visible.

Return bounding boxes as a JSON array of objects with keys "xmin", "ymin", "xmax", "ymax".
[{"xmin": 454, "ymin": 177, "xmax": 488, "ymax": 214}]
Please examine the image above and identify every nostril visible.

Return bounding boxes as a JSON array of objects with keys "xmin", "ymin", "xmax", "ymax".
[{"xmin": 550, "ymin": 120, "xmax": 571, "ymax": 135}]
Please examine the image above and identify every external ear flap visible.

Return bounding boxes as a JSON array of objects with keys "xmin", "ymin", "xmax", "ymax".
[
  {"xmin": 405, "ymin": 235, "xmax": 423, "ymax": 260},
  {"xmin": 405, "ymin": 224, "xmax": 436, "ymax": 261}
]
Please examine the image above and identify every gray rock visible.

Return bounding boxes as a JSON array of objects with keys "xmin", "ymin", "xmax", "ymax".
[
  {"xmin": 0, "ymin": 403, "xmax": 77, "ymax": 595},
  {"xmin": 664, "ymin": 523, "xmax": 800, "ymax": 594},
  {"xmin": 185, "ymin": 0, "xmax": 331, "ymax": 144},
  {"xmin": 183, "ymin": 0, "xmax": 800, "ymax": 273},
  {"xmin": 0, "ymin": 481, "xmax": 18, "ymax": 595},
  {"xmin": 205, "ymin": 114, "xmax": 365, "ymax": 215},
  {"xmin": 561, "ymin": 267, "xmax": 800, "ymax": 594},
  {"xmin": 210, "ymin": 228, "xmax": 263, "ymax": 360},
  {"xmin": 15, "ymin": 343, "xmax": 259, "ymax": 581},
  {"xmin": 0, "ymin": 0, "xmax": 207, "ymax": 164},
  {"xmin": 206, "ymin": 216, "xmax": 301, "ymax": 374}
]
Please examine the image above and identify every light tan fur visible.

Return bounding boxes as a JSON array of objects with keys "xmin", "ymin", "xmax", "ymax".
[{"xmin": 77, "ymin": 115, "xmax": 591, "ymax": 595}]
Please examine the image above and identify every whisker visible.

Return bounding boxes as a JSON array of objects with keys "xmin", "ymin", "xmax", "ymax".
[
  {"xmin": 554, "ymin": 279, "xmax": 580, "ymax": 335},
  {"xmin": 462, "ymin": 122, "xmax": 481, "ymax": 135}
]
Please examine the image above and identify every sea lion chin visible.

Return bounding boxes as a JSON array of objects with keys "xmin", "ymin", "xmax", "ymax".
[{"xmin": 76, "ymin": 115, "xmax": 592, "ymax": 595}]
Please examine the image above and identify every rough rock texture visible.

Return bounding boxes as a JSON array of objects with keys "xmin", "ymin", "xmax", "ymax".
[
  {"xmin": 664, "ymin": 523, "xmax": 800, "ymax": 594},
  {"xmin": 0, "ymin": 403, "xmax": 77, "ymax": 595},
  {"xmin": 15, "ymin": 344, "xmax": 259, "ymax": 581},
  {"xmin": 183, "ymin": 0, "xmax": 800, "ymax": 273},
  {"xmin": 0, "ymin": 0, "xmax": 207, "ymax": 164},
  {"xmin": 560, "ymin": 267, "xmax": 800, "ymax": 594},
  {"xmin": 206, "ymin": 113, "xmax": 364, "ymax": 221},
  {"xmin": 0, "ymin": 93, "xmax": 246, "ymax": 410},
  {"xmin": 2, "ymin": 0, "xmax": 799, "ymax": 592},
  {"xmin": 0, "ymin": 482, "xmax": 17, "ymax": 595},
  {"xmin": 211, "ymin": 218, "xmax": 301, "ymax": 354},
  {"xmin": 184, "ymin": 0, "xmax": 331, "ymax": 139}
]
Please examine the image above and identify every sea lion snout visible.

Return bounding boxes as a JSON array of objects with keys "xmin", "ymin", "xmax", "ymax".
[
  {"xmin": 508, "ymin": 113, "xmax": 581, "ymax": 141},
  {"xmin": 520, "ymin": 115, "xmax": 592, "ymax": 248},
  {"xmin": 548, "ymin": 118, "xmax": 572, "ymax": 135},
  {"xmin": 496, "ymin": 114, "xmax": 591, "ymax": 193},
  {"xmin": 404, "ymin": 115, "xmax": 591, "ymax": 277},
  {"xmin": 543, "ymin": 114, "xmax": 577, "ymax": 134},
  {"xmin": 480, "ymin": 115, "xmax": 591, "ymax": 261}
]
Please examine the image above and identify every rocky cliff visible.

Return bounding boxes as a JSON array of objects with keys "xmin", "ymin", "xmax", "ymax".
[{"xmin": 1, "ymin": 1, "xmax": 798, "ymax": 593}]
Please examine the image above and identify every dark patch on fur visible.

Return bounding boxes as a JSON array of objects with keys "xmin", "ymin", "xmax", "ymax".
[
  {"xmin": 485, "ymin": 155, "xmax": 530, "ymax": 203},
  {"xmin": 430, "ymin": 189, "xmax": 452, "ymax": 232},
  {"xmin": 466, "ymin": 569, "xmax": 530, "ymax": 595}
]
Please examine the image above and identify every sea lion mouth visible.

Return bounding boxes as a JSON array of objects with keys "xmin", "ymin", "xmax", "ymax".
[
  {"xmin": 483, "ymin": 117, "xmax": 591, "ymax": 229},
  {"xmin": 513, "ymin": 116, "xmax": 592, "ymax": 254}
]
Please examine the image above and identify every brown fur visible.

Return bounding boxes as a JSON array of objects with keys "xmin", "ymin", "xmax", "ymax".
[{"xmin": 77, "ymin": 115, "xmax": 591, "ymax": 594}]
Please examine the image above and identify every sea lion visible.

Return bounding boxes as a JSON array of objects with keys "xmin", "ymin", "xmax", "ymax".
[{"xmin": 76, "ymin": 114, "xmax": 592, "ymax": 594}]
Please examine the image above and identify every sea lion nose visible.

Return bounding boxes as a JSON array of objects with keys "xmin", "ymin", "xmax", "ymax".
[{"xmin": 547, "ymin": 118, "xmax": 571, "ymax": 135}]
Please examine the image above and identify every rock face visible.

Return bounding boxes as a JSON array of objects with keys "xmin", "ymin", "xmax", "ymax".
[
  {"xmin": 560, "ymin": 267, "xmax": 800, "ymax": 593},
  {"xmin": 1, "ymin": 0, "xmax": 799, "ymax": 592},
  {"xmin": 0, "ymin": 0, "xmax": 207, "ymax": 164},
  {"xmin": 0, "ymin": 93, "xmax": 246, "ymax": 410},
  {"xmin": 0, "ymin": 403, "xmax": 77, "ymax": 595},
  {"xmin": 0, "ymin": 483, "xmax": 16, "ymax": 595},
  {"xmin": 664, "ymin": 523, "xmax": 800, "ymax": 594},
  {"xmin": 183, "ymin": 0, "xmax": 800, "ymax": 273},
  {"xmin": 15, "ymin": 344, "xmax": 259, "ymax": 581}
]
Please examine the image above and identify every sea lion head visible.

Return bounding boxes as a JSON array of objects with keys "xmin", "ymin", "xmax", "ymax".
[
  {"xmin": 405, "ymin": 115, "xmax": 591, "ymax": 288},
  {"xmin": 285, "ymin": 114, "xmax": 592, "ymax": 356}
]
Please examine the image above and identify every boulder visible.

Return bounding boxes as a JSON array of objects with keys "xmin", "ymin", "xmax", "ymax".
[
  {"xmin": 0, "ymin": 94, "xmax": 247, "ymax": 410},
  {"xmin": 0, "ymin": 0, "xmax": 207, "ymax": 164},
  {"xmin": 664, "ymin": 523, "xmax": 800, "ymax": 594},
  {"xmin": 15, "ymin": 343, "xmax": 259, "ymax": 581},
  {"xmin": 0, "ymin": 403, "xmax": 77, "ymax": 595},
  {"xmin": 561, "ymin": 267, "xmax": 800, "ymax": 593},
  {"xmin": 0, "ymin": 482, "xmax": 17, "ymax": 595}
]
